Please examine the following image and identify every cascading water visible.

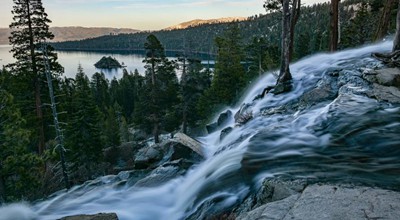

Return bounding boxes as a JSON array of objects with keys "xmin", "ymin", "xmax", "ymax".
[{"xmin": 1, "ymin": 41, "xmax": 400, "ymax": 220}]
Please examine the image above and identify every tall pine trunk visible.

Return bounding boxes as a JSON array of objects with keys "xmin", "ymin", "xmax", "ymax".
[
  {"xmin": 330, "ymin": 0, "xmax": 340, "ymax": 51},
  {"xmin": 153, "ymin": 122, "xmax": 159, "ymax": 143},
  {"xmin": 393, "ymin": 0, "xmax": 400, "ymax": 51},
  {"xmin": 375, "ymin": 0, "xmax": 396, "ymax": 41},
  {"xmin": 182, "ymin": 106, "xmax": 188, "ymax": 134},
  {"xmin": 289, "ymin": 0, "xmax": 301, "ymax": 60},
  {"xmin": 278, "ymin": 0, "xmax": 292, "ymax": 84},
  {"xmin": 27, "ymin": 1, "xmax": 45, "ymax": 154},
  {"xmin": 0, "ymin": 175, "xmax": 5, "ymax": 202}
]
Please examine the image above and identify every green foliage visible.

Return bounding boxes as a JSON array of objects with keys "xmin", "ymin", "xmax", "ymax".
[
  {"xmin": 65, "ymin": 65, "xmax": 105, "ymax": 182},
  {"xmin": 341, "ymin": 2, "xmax": 374, "ymax": 48},
  {"xmin": 0, "ymin": 87, "xmax": 43, "ymax": 202},
  {"xmin": 9, "ymin": 0, "xmax": 63, "ymax": 75},
  {"xmin": 134, "ymin": 35, "xmax": 180, "ymax": 141},
  {"xmin": 90, "ymin": 72, "xmax": 110, "ymax": 114},
  {"xmin": 200, "ymin": 25, "xmax": 246, "ymax": 117},
  {"xmin": 245, "ymin": 37, "xmax": 280, "ymax": 81},
  {"xmin": 180, "ymin": 59, "xmax": 212, "ymax": 131}
]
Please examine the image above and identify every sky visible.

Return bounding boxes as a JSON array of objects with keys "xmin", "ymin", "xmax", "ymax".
[{"xmin": 0, "ymin": 0, "xmax": 329, "ymax": 30}]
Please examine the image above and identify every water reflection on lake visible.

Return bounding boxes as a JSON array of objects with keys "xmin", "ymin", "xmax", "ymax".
[{"xmin": 0, "ymin": 45, "xmax": 160, "ymax": 80}]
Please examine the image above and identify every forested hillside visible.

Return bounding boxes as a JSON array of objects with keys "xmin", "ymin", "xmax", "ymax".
[
  {"xmin": 52, "ymin": 0, "xmax": 397, "ymax": 61},
  {"xmin": 0, "ymin": 27, "xmax": 139, "ymax": 45}
]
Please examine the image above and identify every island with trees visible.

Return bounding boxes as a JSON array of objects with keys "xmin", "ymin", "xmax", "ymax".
[{"xmin": 94, "ymin": 56, "xmax": 123, "ymax": 69}]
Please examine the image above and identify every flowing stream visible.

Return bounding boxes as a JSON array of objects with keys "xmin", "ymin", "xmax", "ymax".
[{"xmin": 1, "ymin": 41, "xmax": 400, "ymax": 220}]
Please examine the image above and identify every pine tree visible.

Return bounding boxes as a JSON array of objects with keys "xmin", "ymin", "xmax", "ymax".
[
  {"xmin": 65, "ymin": 65, "xmax": 104, "ymax": 182},
  {"xmin": 0, "ymin": 86, "xmax": 43, "ymax": 202},
  {"xmin": 342, "ymin": 2, "xmax": 373, "ymax": 48},
  {"xmin": 136, "ymin": 34, "xmax": 179, "ymax": 143},
  {"xmin": 9, "ymin": 0, "xmax": 63, "ymax": 155},
  {"xmin": 180, "ymin": 59, "xmax": 211, "ymax": 133},
  {"xmin": 90, "ymin": 72, "xmax": 110, "ymax": 114},
  {"xmin": 211, "ymin": 24, "xmax": 245, "ymax": 104},
  {"xmin": 246, "ymin": 37, "xmax": 279, "ymax": 80}
]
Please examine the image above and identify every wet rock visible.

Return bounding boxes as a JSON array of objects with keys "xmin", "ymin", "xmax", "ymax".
[
  {"xmin": 375, "ymin": 68, "xmax": 400, "ymax": 87},
  {"xmin": 368, "ymin": 83, "xmax": 400, "ymax": 103},
  {"xmin": 234, "ymin": 103, "xmax": 252, "ymax": 123},
  {"xmin": 217, "ymin": 110, "xmax": 232, "ymax": 127},
  {"xmin": 272, "ymin": 81, "xmax": 293, "ymax": 95},
  {"xmin": 59, "ymin": 213, "xmax": 118, "ymax": 220},
  {"xmin": 236, "ymin": 194, "xmax": 300, "ymax": 220},
  {"xmin": 299, "ymin": 74, "xmax": 338, "ymax": 107},
  {"xmin": 104, "ymin": 142, "xmax": 144, "ymax": 172},
  {"xmin": 362, "ymin": 68, "xmax": 378, "ymax": 83},
  {"xmin": 220, "ymin": 127, "xmax": 233, "ymax": 141},
  {"xmin": 206, "ymin": 123, "xmax": 218, "ymax": 134},
  {"xmin": 128, "ymin": 128, "xmax": 147, "ymax": 141},
  {"xmin": 206, "ymin": 110, "xmax": 233, "ymax": 134},
  {"xmin": 232, "ymin": 179, "xmax": 305, "ymax": 217},
  {"xmin": 134, "ymin": 146, "xmax": 162, "ymax": 169},
  {"xmin": 134, "ymin": 163, "xmax": 183, "ymax": 187}
]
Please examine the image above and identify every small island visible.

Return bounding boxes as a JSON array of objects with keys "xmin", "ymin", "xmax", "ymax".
[{"xmin": 94, "ymin": 56, "xmax": 122, "ymax": 69}]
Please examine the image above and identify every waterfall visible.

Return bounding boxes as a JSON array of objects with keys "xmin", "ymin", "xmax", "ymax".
[{"xmin": 1, "ymin": 40, "xmax": 399, "ymax": 220}]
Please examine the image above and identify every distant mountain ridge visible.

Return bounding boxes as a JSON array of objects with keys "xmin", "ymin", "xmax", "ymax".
[
  {"xmin": 164, "ymin": 17, "xmax": 247, "ymax": 30},
  {"xmin": 0, "ymin": 26, "xmax": 139, "ymax": 45}
]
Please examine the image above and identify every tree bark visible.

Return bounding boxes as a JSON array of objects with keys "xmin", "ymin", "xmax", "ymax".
[
  {"xmin": 330, "ymin": 0, "xmax": 340, "ymax": 51},
  {"xmin": 278, "ymin": 0, "xmax": 293, "ymax": 84},
  {"xmin": 289, "ymin": 0, "xmax": 301, "ymax": 60},
  {"xmin": 0, "ymin": 175, "xmax": 5, "ymax": 203},
  {"xmin": 375, "ymin": 0, "xmax": 396, "ymax": 41},
  {"xmin": 153, "ymin": 122, "xmax": 159, "ymax": 143},
  {"xmin": 393, "ymin": 0, "xmax": 400, "ymax": 51},
  {"xmin": 26, "ymin": 0, "xmax": 45, "ymax": 154}
]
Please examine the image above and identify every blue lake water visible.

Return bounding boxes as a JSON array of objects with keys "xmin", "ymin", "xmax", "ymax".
[{"xmin": 0, "ymin": 45, "xmax": 162, "ymax": 80}]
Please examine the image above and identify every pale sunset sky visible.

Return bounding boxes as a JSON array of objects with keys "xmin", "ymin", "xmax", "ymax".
[{"xmin": 0, "ymin": 0, "xmax": 329, "ymax": 30}]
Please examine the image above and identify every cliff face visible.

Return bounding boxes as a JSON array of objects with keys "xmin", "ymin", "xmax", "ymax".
[{"xmin": 0, "ymin": 27, "xmax": 139, "ymax": 45}]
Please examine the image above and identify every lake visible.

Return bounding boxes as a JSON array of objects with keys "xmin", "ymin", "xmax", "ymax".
[{"xmin": 0, "ymin": 45, "xmax": 164, "ymax": 80}]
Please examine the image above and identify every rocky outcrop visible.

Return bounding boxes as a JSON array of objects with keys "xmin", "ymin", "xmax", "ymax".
[
  {"xmin": 59, "ymin": 213, "xmax": 118, "ymax": 220},
  {"xmin": 363, "ymin": 67, "xmax": 400, "ymax": 103},
  {"xmin": 206, "ymin": 110, "xmax": 233, "ymax": 133},
  {"xmin": 236, "ymin": 183, "xmax": 400, "ymax": 220}
]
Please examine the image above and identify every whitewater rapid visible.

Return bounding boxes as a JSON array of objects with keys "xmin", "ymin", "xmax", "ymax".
[{"xmin": 1, "ymin": 40, "xmax": 399, "ymax": 220}]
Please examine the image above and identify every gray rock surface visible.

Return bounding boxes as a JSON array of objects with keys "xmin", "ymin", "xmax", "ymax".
[
  {"xmin": 171, "ymin": 132, "xmax": 204, "ymax": 158},
  {"xmin": 236, "ymin": 194, "xmax": 300, "ymax": 220},
  {"xmin": 375, "ymin": 68, "xmax": 400, "ymax": 87},
  {"xmin": 134, "ymin": 164, "xmax": 182, "ymax": 187},
  {"xmin": 134, "ymin": 146, "xmax": 162, "ymax": 169},
  {"xmin": 59, "ymin": 213, "xmax": 118, "ymax": 220},
  {"xmin": 368, "ymin": 83, "xmax": 400, "ymax": 103},
  {"xmin": 236, "ymin": 184, "xmax": 400, "ymax": 220}
]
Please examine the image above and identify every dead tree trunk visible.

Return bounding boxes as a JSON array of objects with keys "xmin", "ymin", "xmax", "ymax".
[
  {"xmin": 278, "ymin": 0, "xmax": 293, "ymax": 84},
  {"xmin": 393, "ymin": 0, "xmax": 400, "ymax": 51},
  {"xmin": 330, "ymin": 0, "xmax": 340, "ymax": 51},
  {"xmin": 375, "ymin": 0, "xmax": 396, "ymax": 41}
]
